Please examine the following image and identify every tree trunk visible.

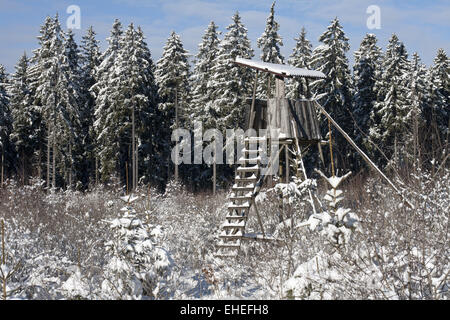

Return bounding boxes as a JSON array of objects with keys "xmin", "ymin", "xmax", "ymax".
[
  {"xmin": 52, "ymin": 137, "xmax": 56, "ymax": 189},
  {"xmin": 47, "ymin": 128, "xmax": 50, "ymax": 189},
  {"xmin": 174, "ymin": 87, "xmax": 179, "ymax": 181},
  {"xmin": 1, "ymin": 148, "xmax": 3, "ymax": 188},
  {"xmin": 69, "ymin": 143, "xmax": 72, "ymax": 188},
  {"xmin": 22, "ymin": 150, "xmax": 25, "ymax": 186},
  {"xmin": 95, "ymin": 156, "xmax": 98, "ymax": 185},
  {"xmin": 135, "ymin": 139, "xmax": 138, "ymax": 189},
  {"xmin": 132, "ymin": 104, "xmax": 136, "ymax": 191}
]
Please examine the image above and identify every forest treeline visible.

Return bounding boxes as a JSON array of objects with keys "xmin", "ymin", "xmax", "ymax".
[{"xmin": 0, "ymin": 4, "xmax": 448, "ymax": 192}]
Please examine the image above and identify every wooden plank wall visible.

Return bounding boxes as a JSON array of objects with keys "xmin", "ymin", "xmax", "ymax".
[{"xmin": 244, "ymin": 98, "xmax": 322, "ymax": 143}]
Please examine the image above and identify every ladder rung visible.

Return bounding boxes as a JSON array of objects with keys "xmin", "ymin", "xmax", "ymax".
[
  {"xmin": 235, "ymin": 178, "xmax": 257, "ymax": 185},
  {"xmin": 232, "ymin": 188, "xmax": 254, "ymax": 193},
  {"xmin": 217, "ymin": 242, "xmax": 241, "ymax": 248},
  {"xmin": 222, "ymin": 220, "xmax": 246, "ymax": 227},
  {"xmin": 243, "ymin": 148, "xmax": 262, "ymax": 154},
  {"xmin": 244, "ymin": 137, "xmax": 266, "ymax": 142},
  {"xmin": 229, "ymin": 195, "xmax": 253, "ymax": 202},
  {"xmin": 228, "ymin": 201, "xmax": 250, "ymax": 207},
  {"xmin": 238, "ymin": 157, "xmax": 261, "ymax": 164},
  {"xmin": 232, "ymin": 186, "xmax": 254, "ymax": 192},
  {"xmin": 220, "ymin": 233, "xmax": 243, "ymax": 239},
  {"xmin": 237, "ymin": 165, "xmax": 260, "ymax": 173},
  {"xmin": 225, "ymin": 214, "xmax": 247, "ymax": 219}
]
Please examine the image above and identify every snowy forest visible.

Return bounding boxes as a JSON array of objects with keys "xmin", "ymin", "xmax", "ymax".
[{"xmin": 0, "ymin": 2, "xmax": 448, "ymax": 300}]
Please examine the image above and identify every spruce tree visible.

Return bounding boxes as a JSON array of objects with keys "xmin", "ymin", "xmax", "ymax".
[
  {"xmin": 310, "ymin": 18, "xmax": 354, "ymax": 171},
  {"xmin": 256, "ymin": 1, "xmax": 284, "ymax": 98},
  {"xmin": 208, "ymin": 12, "xmax": 254, "ymax": 133},
  {"xmin": 133, "ymin": 26, "xmax": 161, "ymax": 189},
  {"xmin": 91, "ymin": 19, "xmax": 123, "ymax": 182},
  {"xmin": 423, "ymin": 49, "xmax": 449, "ymax": 164},
  {"xmin": 404, "ymin": 52, "xmax": 428, "ymax": 168},
  {"xmin": 62, "ymin": 28, "xmax": 83, "ymax": 188},
  {"xmin": 155, "ymin": 31, "xmax": 191, "ymax": 184},
  {"xmin": 9, "ymin": 53, "xmax": 37, "ymax": 183},
  {"xmin": 29, "ymin": 16, "xmax": 54, "ymax": 182},
  {"xmin": 189, "ymin": 21, "xmax": 221, "ymax": 190},
  {"xmin": 34, "ymin": 14, "xmax": 80, "ymax": 188},
  {"xmin": 370, "ymin": 34, "xmax": 410, "ymax": 167},
  {"xmin": 352, "ymin": 33, "xmax": 382, "ymax": 160},
  {"xmin": 109, "ymin": 23, "xmax": 159, "ymax": 190},
  {"xmin": 431, "ymin": 49, "xmax": 449, "ymax": 151},
  {"xmin": 191, "ymin": 21, "xmax": 220, "ymax": 127},
  {"xmin": 205, "ymin": 12, "xmax": 255, "ymax": 190},
  {"xmin": 0, "ymin": 64, "xmax": 13, "ymax": 181},
  {"xmin": 79, "ymin": 26, "xmax": 100, "ymax": 187},
  {"xmin": 287, "ymin": 27, "xmax": 312, "ymax": 99}
]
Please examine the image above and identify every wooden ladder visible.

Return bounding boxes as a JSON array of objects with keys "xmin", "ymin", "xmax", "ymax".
[{"xmin": 215, "ymin": 136, "xmax": 266, "ymax": 258}]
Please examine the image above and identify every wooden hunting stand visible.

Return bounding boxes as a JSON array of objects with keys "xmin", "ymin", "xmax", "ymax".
[
  {"xmin": 215, "ymin": 57, "xmax": 415, "ymax": 259},
  {"xmin": 215, "ymin": 57, "xmax": 327, "ymax": 258}
]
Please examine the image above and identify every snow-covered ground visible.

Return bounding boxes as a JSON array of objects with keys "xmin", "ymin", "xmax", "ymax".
[{"xmin": 0, "ymin": 170, "xmax": 448, "ymax": 300}]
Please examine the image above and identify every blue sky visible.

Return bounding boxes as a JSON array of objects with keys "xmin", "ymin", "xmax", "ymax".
[{"xmin": 0, "ymin": 0, "xmax": 449, "ymax": 73}]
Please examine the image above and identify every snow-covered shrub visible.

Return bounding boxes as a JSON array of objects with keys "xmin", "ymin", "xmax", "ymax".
[
  {"xmin": 304, "ymin": 171, "xmax": 361, "ymax": 247},
  {"xmin": 0, "ymin": 220, "xmax": 22, "ymax": 300},
  {"xmin": 101, "ymin": 195, "xmax": 173, "ymax": 299}
]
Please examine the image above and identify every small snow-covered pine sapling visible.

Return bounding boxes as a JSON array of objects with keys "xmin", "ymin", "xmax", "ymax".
[
  {"xmin": 305, "ymin": 170, "xmax": 361, "ymax": 248},
  {"xmin": 101, "ymin": 195, "xmax": 172, "ymax": 299}
]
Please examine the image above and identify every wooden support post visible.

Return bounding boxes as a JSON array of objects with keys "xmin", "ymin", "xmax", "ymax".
[
  {"xmin": 275, "ymin": 76, "xmax": 286, "ymax": 98},
  {"xmin": 305, "ymin": 78, "xmax": 311, "ymax": 99},
  {"xmin": 317, "ymin": 142, "xmax": 325, "ymax": 168},
  {"xmin": 285, "ymin": 143, "xmax": 289, "ymax": 183},
  {"xmin": 249, "ymin": 71, "xmax": 259, "ymax": 129},
  {"xmin": 213, "ymin": 159, "xmax": 216, "ymax": 195},
  {"xmin": 252, "ymin": 200, "xmax": 265, "ymax": 237},
  {"xmin": 291, "ymin": 119, "xmax": 317, "ymax": 215},
  {"xmin": 268, "ymin": 139, "xmax": 273, "ymax": 187}
]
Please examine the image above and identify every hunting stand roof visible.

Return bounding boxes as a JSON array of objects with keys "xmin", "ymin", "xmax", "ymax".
[{"xmin": 235, "ymin": 57, "xmax": 327, "ymax": 79}]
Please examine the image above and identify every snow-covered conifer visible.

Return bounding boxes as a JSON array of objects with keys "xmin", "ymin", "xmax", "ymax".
[
  {"xmin": 109, "ymin": 23, "xmax": 159, "ymax": 189},
  {"xmin": 287, "ymin": 27, "xmax": 312, "ymax": 99},
  {"xmin": 155, "ymin": 31, "xmax": 191, "ymax": 183},
  {"xmin": 428, "ymin": 49, "xmax": 449, "ymax": 159},
  {"xmin": 77, "ymin": 26, "xmax": 100, "ymax": 187},
  {"xmin": 8, "ymin": 54, "xmax": 38, "ymax": 182},
  {"xmin": 352, "ymin": 34, "xmax": 382, "ymax": 159},
  {"xmin": 256, "ymin": 1, "xmax": 284, "ymax": 97},
  {"xmin": 191, "ymin": 21, "xmax": 220, "ymax": 128},
  {"xmin": 370, "ymin": 34, "xmax": 410, "ymax": 166},
  {"xmin": 0, "ymin": 65, "xmax": 13, "ymax": 178},
  {"xmin": 91, "ymin": 19, "xmax": 123, "ymax": 181},
  {"xmin": 306, "ymin": 170, "xmax": 361, "ymax": 248},
  {"xmin": 208, "ymin": 12, "xmax": 254, "ymax": 133},
  {"xmin": 102, "ymin": 196, "xmax": 172, "ymax": 299},
  {"xmin": 310, "ymin": 18, "xmax": 354, "ymax": 170}
]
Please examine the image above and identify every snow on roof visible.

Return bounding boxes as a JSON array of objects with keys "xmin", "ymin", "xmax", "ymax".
[{"xmin": 234, "ymin": 57, "xmax": 326, "ymax": 79}]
